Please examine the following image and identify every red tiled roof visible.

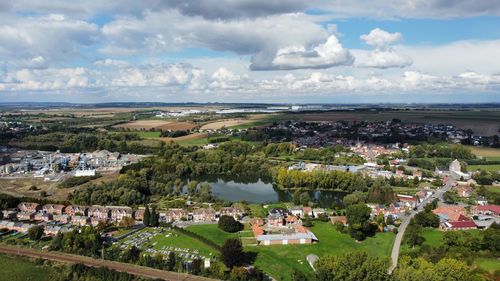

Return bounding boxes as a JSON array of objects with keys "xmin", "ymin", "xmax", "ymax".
[
  {"xmin": 477, "ymin": 205, "xmax": 500, "ymax": 214},
  {"xmin": 446, "ymin": 221, "xmax": 476, "ymax": 228}
]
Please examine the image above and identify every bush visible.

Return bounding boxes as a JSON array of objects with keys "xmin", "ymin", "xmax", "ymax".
[{"xmin": 218, "ymin": 215, "xmax": 243, "ymax": 233}]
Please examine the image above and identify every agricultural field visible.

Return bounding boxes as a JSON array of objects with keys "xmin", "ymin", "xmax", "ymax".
[
  {"xmin": 200, "ymin": 119, "xmax": 257, "ymax": 130},
  {"xmin": 158, "ymin": 133, "xmax": 209, "ymax": 146},
  {"xmin": 187, "ymin": 221, "xmax": 395, "ymax": 280},
  {"xmin": 114, "ymin": 120, "xmax": 196, "ymax": 131},
  {"xmin": 0, "ymin": 254, "xmax": 58, "ymax": 281},
  {"xmin": 468, "ymin": 146, "xmax": 500, "ymax": 158},
  {"xmin": 468, "ymin": 164, "xmax": 500, "ymax": 172}
]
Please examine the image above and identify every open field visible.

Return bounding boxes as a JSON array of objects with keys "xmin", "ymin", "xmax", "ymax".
[
  {"xmin": 114, "ymin": 120, "xmax": 196, "ymax": 131},
  {"xmin": 468, "ymin": 146, "xmax": 500, "ymax": 158},
  {"xmin": 200, "ymin": 119, "xmax": 257, "ymax": 130},
  {"xmin": 277, "ymin": 110, "xmax": 500, "ymax": 136},
  {"xmin": 0, "ymin": 253, "xmax": 58, "ymax": 281},
  {"xmin": 158, "ymin": 133, "xmax": 208, "ymax": 145},
  {"xmin": 0, "ymin": 173, "xmax": 119, "ymax": 201},
  {"xmin": 186, "ymin": 224, "xmax": 240, "ymax": 246},
  {"xmin": 468, "ymin": 164, "xmax": 500, "ymax": 172},
  {"xmin": 187, "ymin": 222, "xmax": 395, "ymax": 280}
]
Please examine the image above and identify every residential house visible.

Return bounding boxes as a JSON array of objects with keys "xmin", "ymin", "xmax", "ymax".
[
  {"xmin": 192, "ymin": 208, "xmax": 216, "ymax": 222},
  {"xmin": 303, "ymin": 207, "xmax": 313, "ymax": 217},
  {"xmin": 471, "ymin": 205, "xmax": 500, "ymax": 218},
  {"xmin": 397, "ymin": 194, "xmax": 418, "ymax": 208},
  {"xmin": 163, "ymin": 209, "xmax": 188, "ymax": 222},
  {"xmin": 416, "ymin": 190, "xmax": 433, "ymax": 203},
  {"xmin": 17, "ymin": 202, "xmax": 41, "ymax": 212},
  {"xmin": 17, "ymin": 211, "xmax": 35, "ymax": 221},
  {"xmin": 71, "ymin": 216, "xmax": 90, "ymax": 226},
  {"xmin": 312, "ymin": 208, "xmax": 326, "ymax": 217},
  {"xmin": 250, "ymin": 217, "xmax": 264, "ymax": 226},
  {"xmin": 53, "ymin": 214, "xmax": 71, "ymax": 224},
  {"xmin": 34, "ymin": 213, "xmax": 53, "ymax": 222},
  {"xmin": 2, "ymin": 210, "xmax": 17, "ymax": 220},
  {"xmin": 134, "ymin": 208, "xmax": 145, "ymax": 221},
  {"xmin": 285, "ymin": 215, "xmax": 300, "ymax": 225},
  {"xmin": 219, "ymin": 207, "xmax": 243, "ymax": 220},
  {"xmin": 433, "ymin": 205, "xmax": 466, "ymax": 222},
  {"xmin": 456, "ymin": 186, "xmax": 473, "ymax": 198},
  {"xmin": 289, "ymin": 206, "xmax": 303, "ymax": 218},
  {"xmin": 108, "ymin": 206, "xmax": 133, "ymax": 222},
  {"xmin": 65, "ymin": 205, "xmax": 88, "ymax": 216},
  {"xmin": 330, "ymin": 216, "xmax": 347, "ymax": 226},
  {"xmin": 267, "ymin": 213, "xmax": 284, "ymax": 227},
  {"xmin": 42, "ymin": 204, "xmax": 66, "ymax": 215},
  {"xmin": 88, "ymin": 206, "xmax": 110, "ymax": 220}
]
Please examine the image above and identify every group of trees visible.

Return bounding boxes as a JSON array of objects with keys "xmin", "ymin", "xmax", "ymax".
[
  {"xmin": 393, "ymin": 257, "xmax": 486, "ymax": 281},
  {"xmin": 276, "ymin": 168, "xmax": 365, "ymax": 191},
  {"xmin": 409, "ymin": 144, "xmax": 475, "ymax": 160},
  {"xmin": 143, "ymin": 206, "xmax": 160, "ymax": 227},
  {"xmin": 218, "ymin": 215, "xmax": 243, "ymax": 233},
  {"xmin": 49, "ymin": 227, "xmax": 103, "ymax": 257},
  {"xmin": 346, "ymin": 203, "xmax": 377, "ymax": 241},
  {"xmin": 414, "ymin": 202, "xmax": 440, "ymax": 228}
]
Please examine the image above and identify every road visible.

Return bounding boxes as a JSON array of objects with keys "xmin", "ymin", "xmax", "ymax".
[
  {"xmin": 388, "ymin": 180, "xmax": 454, "ymax": 273},
  {"xmin": 0, "ymin": 245, "xmax": 217, "ymax": 281}
]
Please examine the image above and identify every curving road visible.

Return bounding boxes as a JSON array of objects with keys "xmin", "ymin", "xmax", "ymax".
[
  {"xmin": 0, "ymin": 245, "xmax": 217, "ymax": 281},
  {"xmin": 388, "ymin": 180, "xmax": 454, "ymax": 273}
]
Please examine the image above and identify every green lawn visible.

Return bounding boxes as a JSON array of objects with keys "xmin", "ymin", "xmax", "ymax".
[
  {"xmin": 468, "ymin": 164, "xmax": 500, "ymax": 172},
  {"xmin": 487, "ymin": 185, "xmax": 500, "ymax": 194},
  {"xmin": 138, "ymin": 131, "xmax": 161, "ymax": 138},
  {"xmin": 0, "ymin": 254, "xmax": 59, "ymax": 281},
  {"xmin": 475, "ymin": 257, "xmax": 500, "ymax": 274},
  {"xmin": 186, "ymin": 224, "xmax": 239, "ymax": 246},
  {"xmin": 187, "ymin": 222, "xmax": 395, "ymax": 280},
  {"xmin": 248, "ymin": 222, "xmax": 395, "ymax": 280}
]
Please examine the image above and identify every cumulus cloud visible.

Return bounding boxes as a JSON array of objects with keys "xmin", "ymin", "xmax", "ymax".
[
  {"xmin": 0, "ymin": 14, "xmax": 98, "ymax": 68},
  {"xmin": 252, "ymin": 35, "xmax": 354, "ymax": 70},
  {"xmin": 357, "ymin": 28, "xmax": 412, "ymax": 68}
]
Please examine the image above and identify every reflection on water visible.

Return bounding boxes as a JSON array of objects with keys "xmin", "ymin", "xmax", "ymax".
[{"xmin": 207, "ymin": 179, "xmax": 347, "ymax": 208}]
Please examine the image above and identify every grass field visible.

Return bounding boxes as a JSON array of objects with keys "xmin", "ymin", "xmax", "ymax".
[
  {"xmin": 468, "ymin": 164, "xmax": 500, "ymax": 172},
  {"xmin": 186, "ymin": 224, "xmax": 240, "ymax": 246},
  {"xmin": 468, "ymin": 146, "xmax": 500, "ymax": 158},
  {"xmin": 475, "ymin": 257, "xmax": 500, "ymax": 274},
  {"xmin": 0, "ymin": 254, "xmax": 59, "ymax": 281},
  {"xmin": 187, "ymin": 222, "xmax": 395, "ymax": 280}
]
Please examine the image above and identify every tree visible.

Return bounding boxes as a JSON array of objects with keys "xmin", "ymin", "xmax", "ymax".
[
  {"xmin": 220, "ymin": 238, "xmax": 244, "ymax": 269},
  {"xmin": 386, "ymin": 215, "xmax": 394, "ymax": 226},
  {"xmin": 229, "ymin": 267, "xmax": 249, "ymax": 281},
  {"xmin": 299, "ymin": 192, "xmax": 311, "ymax": 206},
  {"xmin": 191, "ymin": 258, "xmax": 202, "ymax": 275},
  {"xmin": 346, "ymin": 203, "xmax": 373, "ymax": 240},
  {"xmin": 292, "ymin": 269, "xmax": 307, "ymax": 281},
  {"xmin": 414, "ymin": 209, "xmax": 440, "ymax": 228},
  {"xmin": 218, "ymin": 215, "xmax": 243, "ymax": 233},
  {"xmin": 28, "ymin": 225, "xmax": 44, "ymax": 241},
  {"xmin": 143, "ymin": 205, "xmax": 151, "ymax": 226},
  {"xmin": 343, "ymin": 191, "xmax": 366, "ymax": 206},
  {"xmin": 315, "ymin": 251, "xmax": 390, "ymax": 281},
  {"xmin": 166, "ymin": 252, "xmax": 176, "ymax": 271},
  {"xmin": 405, "ymin": 221, "xmax": 425, "ymax": 248},
  {"xmin": 119, "ymin": 216, "xmax": 135, "ymax": 228}
]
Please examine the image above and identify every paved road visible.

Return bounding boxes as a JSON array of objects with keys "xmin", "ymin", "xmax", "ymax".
[
  {"xmin": 388, "ymin": 180, "xmax": 454, "ymax": 273},
  {"xmin": 0, "ymin": 245, "xmax": 216, "ymax": 281}
]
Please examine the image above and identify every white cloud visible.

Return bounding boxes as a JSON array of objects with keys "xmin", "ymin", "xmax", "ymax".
[
  {"xmin": 257, "ymin": 35, "xmax": 353, "ymax": 70},
  {"xmin": 357, "ymin": 28, "xmax": 412, "ymax": 68},
  {"xmin": 0, "ymin": 14, "xmax": 98, "ymax": 68}
]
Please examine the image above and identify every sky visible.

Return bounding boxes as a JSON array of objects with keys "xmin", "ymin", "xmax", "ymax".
[{"xmin": 1, "ymin": 1, "xmax": 500, "ymax": 103}]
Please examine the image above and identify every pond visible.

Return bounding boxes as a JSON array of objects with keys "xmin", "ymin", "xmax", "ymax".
[{"xmin": 207, "ymin": 179, "xmax": 347, "ymax": 208}]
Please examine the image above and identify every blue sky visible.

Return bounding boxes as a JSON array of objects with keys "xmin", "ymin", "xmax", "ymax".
[{"xmin": 1, "ymin": 0, "xmax": 500, "ymax": 103}]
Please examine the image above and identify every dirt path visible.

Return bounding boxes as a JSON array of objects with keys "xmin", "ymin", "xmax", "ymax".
[{"xmin": 0, "ymin": 245, "xmax": 216, "ymax": 281}]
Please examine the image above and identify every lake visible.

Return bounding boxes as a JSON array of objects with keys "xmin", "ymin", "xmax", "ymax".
[{"xmin": 207, "ymin": 179, "xmax": 347, "ymax": 208}]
